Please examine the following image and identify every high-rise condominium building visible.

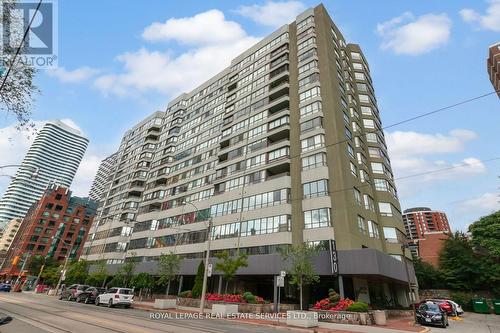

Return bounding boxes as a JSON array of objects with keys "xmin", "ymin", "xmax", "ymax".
[
  {"xmin": 0, "ymin": 120, "xmax": 89, "ymax": 227},
  {"xmin": 402, "ymin": 207, "xmax": 450, "ymax": 240},
  {"xmin": 88, "ymin": 153, "xmax": 118, "ymax": 202},
  {"xmin": 487, "ymin": 42, "xmax": 500, "ymax": 97},
  {"xmin": 83, "ymin": 5, "xmax": 415, "ymax": 305}
]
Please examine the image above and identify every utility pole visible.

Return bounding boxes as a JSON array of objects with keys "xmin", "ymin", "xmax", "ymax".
[
  {"xmin": 402, "ymin": 243, "xmax": 417, "ymax": 322},
  {"xmin": 199, "ymin": 217, "xmax": 213, "ymax": 314},
  {"xmin": 14, "ymin": 253, "xmax": 31, "ymax": 291},
  {"xmin": 54, "ymin": 253, "xmax": 70, "ymax": 294}
]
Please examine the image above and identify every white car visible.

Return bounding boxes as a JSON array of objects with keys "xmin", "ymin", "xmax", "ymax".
[{"xmin": 95, "ymin": 287, "xmax": 134, "ymax": 308}]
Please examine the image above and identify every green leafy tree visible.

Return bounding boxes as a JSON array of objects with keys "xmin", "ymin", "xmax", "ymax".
[
  {"xmin": 283, "ymin": 244, "xmax": 320, "ymax": 310},
  {"xmin": 28, "ymin": 255, "xmax": 46, "ymax": 275},
  {"xmin": 64, "ymin": 260, "xmax": 90, "ymax": 285},
  {"xmin": 118, "ymin": 261, "xmax": 137, "ymax": 288},
  {"xmin": 156, "ymin": 253, "xmax": 182, "ymax": 296},
  {"xmin": 468, "ymin": 210, "xmax": 500, "ymax": 258},
  {"xmin": 439, "ymin": 232, "xmax": 482, "ymax": 290},
  {"xmin": 0, "ymin": 0, "xmax": 39, "ymax": 129},
  {"xmin": 191, "ymin": 261, "xmax": 205, "ymax": 298},
  {"xmin": 131, "ymin": 272, "xmax": 155, "ymax": 301},
  {"xmin": 85, "ymin": 260, "xmax": 108, "ymax": 287},
  {"xmin": 413, "ymin": 257, "xmax": 443, "ymax": 289},
  {"xmin": 106, "ymin": 274, "xmax": 125, "ymax": 288},
  {"xmin": 215, "ymin": 250, "xmax": 248, "ymax": 293}
]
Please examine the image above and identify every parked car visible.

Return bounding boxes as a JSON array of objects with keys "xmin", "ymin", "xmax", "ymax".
[
  {"xmin": 95, "ymin": 287, "xmax": 134, "ymax": 308},
  {"xmin": 59, "ymin": 284, "xmax": 90, "ymax": 301},
  {"xmin": 432, "ymin": 299, "xmax": 464, "ymax": 316},
  {"xmin": 0, "ymin": 283, "xmax": 11, "ymax": 292},
  {"xmin": 416, "ymin": 302, "xmax": 449, "ymax": 328},
  {"xmin": 424, "ymin": 299, "xmax": 455, "ymax": 315},
  {"xmin": 76, "ymin": 287, "xmax": 106, "ymax": 304}
]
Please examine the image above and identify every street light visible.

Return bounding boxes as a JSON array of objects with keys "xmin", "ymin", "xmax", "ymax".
[{"xmin": 54, "ymin": 237, "xmax": 75, "ymax": 294}]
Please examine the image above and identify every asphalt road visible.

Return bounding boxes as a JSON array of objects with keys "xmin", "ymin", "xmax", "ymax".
[{"xmin": 0, "ymin": 292, "xmax": 288, "ymax": 333}]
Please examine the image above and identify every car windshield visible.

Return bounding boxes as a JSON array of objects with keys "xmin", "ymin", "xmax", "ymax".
[
  {"xmin": 424, "ymin": 304, "xmax": 440, "ymax": 312},
  {"xmin": 97, "ymin": 288, "xmax": 106, "ymax": 292},
  {"xmin": 119, "ymin": 289, "xmax": 133, "ymax": 295}
]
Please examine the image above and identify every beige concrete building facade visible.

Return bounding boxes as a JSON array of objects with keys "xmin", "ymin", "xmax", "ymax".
[{"xmin": 83, "ymin": 5, "xmax": 415, "ymax": 306}]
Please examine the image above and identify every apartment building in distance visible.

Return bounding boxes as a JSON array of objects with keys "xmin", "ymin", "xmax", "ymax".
[
  {"xmin": 488, "ymin": 42, "xmax": 500, "ymax": 97},
  {"xmin": 0, "ymin": 218, "xmax": 22, "ymax": 267},
  {"xmin": 0, "ymin": 120, "xmax": 88, "ymax": 227},
  {"xmin": 402, "ymin": 207, "xmax": 451, "ymax": 266},
  {"xmin": 1, "ymin": 185, "xmax": 96, "ymax": 278},
  {"xmin": 83, "ymin": 5, "xmax": 415, "ymax": 306},
  {"xmin": 88, "ymin": 153, "xmax": 119, "ymax": 202}
]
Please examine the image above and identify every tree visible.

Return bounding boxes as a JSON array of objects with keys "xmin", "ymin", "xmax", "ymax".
[
  {"xmin": 85, "ymin": 260, "xmax": 108, "ymax": 287},
  {"xmin": 413, "ymin": 258, "xmax": 443, "ymax": 289},
  {"xmin": 283, "ymin": 244, "xmax": 320, "ymax": 310},
  {"xmin": 118, "ymin": 261, "xmax": 137, "ymax": 288},
  {"xmin": 191, "ymin": 261, "xmax": 205, "ymax": 298},
  {"xmin": 156, "ymin": 253, "xmax": 181, "ymax": 296},
  {"xmin": 0, "ymin": 0, "xmax": 39, "ymax": 129},
  {"xmin": 439, "ymin": 232, "xmax": 482, "ymax": 290},
  {"xmin": 28, "ymin": 255, "xmax": 46, "ymax": 275},
  {"xmin": 106, "ymin": 274, "xmax": 124, "ymax": 288},
  {"xmin": 468, "ymin": 210, "xmax": 500, "ymax": 258},
  {"xmin": 64, "ymin": 260, "xmax": 89, "ymax": 285},
  {"xmin": 215, "ymin": 250, "xmax": 248, "ymax": 293},
  {"xmin": 131, "ymin": 272, "xmax": 155, "ymax": 301}
]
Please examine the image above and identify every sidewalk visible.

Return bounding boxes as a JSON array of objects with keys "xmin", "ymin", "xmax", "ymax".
[{"xmin": 134, "ymin": 301, "xmax": 427, "ymax": 333}]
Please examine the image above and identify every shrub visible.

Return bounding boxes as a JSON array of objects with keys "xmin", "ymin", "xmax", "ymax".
[
  {"xmin": 328, "ymin": 288, "xmax": 340, "ymax": 304},
  {"xmin": 312, "ymin": 297, "xmax": 354, "ymax": 311},
  {"xmin": 179, "ymin": 290, "xmax": 192, "ymax": 298},
  {"xmin": 191, "ymin": 261, "xmax": 204, "ymax": 298},
  {"xmin": 450, "ymin": 291, "xmax": 473, "ymax": 311},
  {"xmin": 243, "ymin": 291, "xmax": 256, "ymax": 303},
  {"xmin": 346, "ymin": 301, "xmax": 369, "ymax": 312}
]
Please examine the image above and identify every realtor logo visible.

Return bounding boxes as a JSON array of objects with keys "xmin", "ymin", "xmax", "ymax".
[{"xmin": 1, "ymin": 0, "xmax": 58, "ymax": 68}]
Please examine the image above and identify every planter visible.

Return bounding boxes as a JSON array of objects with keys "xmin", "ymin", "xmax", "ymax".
[
  {"xmin": 212, "ymin": 304, "xmax": 238, "ymax": 317},
  {"xmin": 154, "ymin": 299, "xmax": 177, "ymax": 309},
  {"xmin": 314, "ymin": 310, "xmax": 373, "ymax": 325},
  {"xmin": 176, "ymin": 297, "xmax": 295, "ymax": 314},
  {"xmin": 286, "ymin": 310, "xmax": 318, "ymax": 328},
  {"xmin": 372, "ymin": 310, "xmax": 387, "ymax": 326}
]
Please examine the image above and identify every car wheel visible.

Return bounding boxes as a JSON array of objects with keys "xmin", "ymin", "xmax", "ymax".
[
  {"xmin": 67, "ymin": 294, "xmax": 72, "ymax": 301},
  {"xmin": 84, "ymin": 296, "xmax": 90, "ymax": 304},
  {"xmin": 108, "ymin": 299, "xmax": 113, "ymax": 308},
  {"xmin": 58, "ymin": 295, "xmax": 63, "ymax": 300},
  {"xmin": 76, "ymin": 296, "xmax": 82, "ymax": 303},
  {"xmin": 95, "ymin": 297, "xmax": 100, "ymax": 306},
  {"xmin": 441, "ymin": 319, "xmax": 447, "ymax": 328}
]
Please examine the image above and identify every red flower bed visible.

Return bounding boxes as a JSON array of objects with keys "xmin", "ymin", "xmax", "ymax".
[
  {"xmin": 205, "ymin": 293, "xmax": 265, "ymax": 304},
  {"xmin": 312, "ymin": 297, "xmax": 355, "ymax": 311}
]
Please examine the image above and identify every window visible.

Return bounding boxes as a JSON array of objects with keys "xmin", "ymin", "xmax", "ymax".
[
  {"xmin": 300, "ymin": 117, "xmax": 322, "ymax": 133},
  {"xmin": 304, "ymin": 208, "xmax": 331, "ymax": 229},
  {"xmin": 301, "ymin": 152, "xmax": 327, "ymax": 170},
  {"xmin": 347, "ymin": 144, "xmax": 355, "ymax": 159},
  {"xmin": 354, "ymin": 188, "xmax": 362, "ymax": 205},
  {"xmin": 378, "ymin": 202, "xmax": 393, "ymax": 216},
  {"xmin": 301, "ymin": 134, "xmax": 325, "ymax": 152},
  {"xmin": 298, "ymin": 73, "xmax": 320, "ymax": 88},
  {"xmin": 354, "ymin": 72, "xmax": 365, "ymax": 80},
  {"xmin": 367, "ymin": 220, "xmax": 380, "ymax": 238},
  {"xmin": 350, "ymin": 162, "xmax": 357, "ymax": 177},
  {"xmin": 359, "ymin": 94, "xmax": 370, "ymax": 103},
  {"xmin": 352, "ymin": 62, "xmax": 363, "ymax": 70},
  {"xmin": 297, "ymin": 37, "xmax": 316, "ymax": 51},
  {"xmin": 268, "ymin": 147, "xmax": 289, "ymax": 161},
  {"xmin": 363, "ymin": 119, "xmax": 375, "ymax": 129},
  {"xmin": 383, "ymin": 227, "xmax": 404, "ymax": 243},
  {"xmin": 361, "ymin": 106, "xmax": 372, "ymax": 115},
  {"xmin": 357, "ymin": 215, "xmax": 367, "ymax": 235},
  {"xmin": 268, "ymin": 116, "xmax": 289, "ymax": 130},
  {"xmin": 363, "ymin": 194, "xmax": 375, "ymax": 211},
  {"xmin": 298, "ymin": 60, "xmax": 318, "ymax": 75},
  {"xmin": 303, "ymin": 179, "xmax": 328, "ymax": 198},
  {"xmin": 368, "ymin": 147, "xmax": 381, "ymax": 158},
  {"xmin": 299, "ymin": 86, "xmax": 321, "ymax": 102},
  {"xmin": 300, "ymin": 101, "xmax": 322, "ymax": 117},
  {"xmin": 374, "ymin": 179, "xmax": 389, "ymax": 191},
  {"xmin": 371, "ymin": 162, "xmax": 384, "ymax": 174}
]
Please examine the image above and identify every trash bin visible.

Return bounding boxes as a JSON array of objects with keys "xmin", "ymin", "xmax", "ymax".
[
  {"xmin": 493, "ymin": 300, "xmax": 500, "ymax": 315},
  {"xmin": 372, "ymin": 310, "xmax": 387, "ymax": 325},
  {"xmin": 472, "ymin": 299, "xmax": 489, "ymax": 314}
]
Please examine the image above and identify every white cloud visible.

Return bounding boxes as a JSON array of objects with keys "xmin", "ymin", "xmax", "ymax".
[
  {"xmin": 377, "ymin": 12, "xmax": 452, "ymax": 55},
  {"xmin": 47, "ymin": 66, "xmax": 100, "ymax": 83},
  {"xmin": 460, "ymin": 0, "xmax": 500, "ymax": 32},
  {"xmin": 142, "ymin": 9, "xmax": 246, "ymax": 45},
  {"xmin": 70, "ymin": 152, "xmax": 106, "ymax": 197},
  {"xmin": 95, "ymin": 10, "xmax": 260, "ymax": 97},
  {"xmin": 459, "ymin": 192, "xmax": 500, "ymax": 213},
  {"xmin": 60, "ymin": 118, "xmax": 83, "ymax": 133},
  {"xmin": 386, "ymin": 129, "xmax": 477, "ymax": 159},
  {"xmin": 235, "ymin": 1, "xmax": 306, "ymax": 28}
]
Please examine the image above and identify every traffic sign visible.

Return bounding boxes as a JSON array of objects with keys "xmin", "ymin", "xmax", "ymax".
[
  {"xmin": 207, "ymin": 264, "xmax": 213, "ymax": 277},
  {"xmin": 276, "ymin": 276, "xmax": 284, "ymax": 287}
]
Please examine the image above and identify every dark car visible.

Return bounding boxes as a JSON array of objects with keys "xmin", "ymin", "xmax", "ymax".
[
  {"xmin": 76, "ymin": 287, "xmax": 106, "ymax": 304},
  {"xmin": 0, "ymin": 283, "xmax": 11, "ymax": 292},
  {"xmin": 416, "ymin": 302, "xmax": 449, "ymax": 328},
  {"xmin": 59, "ymin": 284, "xmax": 90, "ymax": 301}
]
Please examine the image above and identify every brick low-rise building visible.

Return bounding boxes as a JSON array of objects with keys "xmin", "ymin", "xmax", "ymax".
[
  {"xmin": 416, "ymin": 231, "xmax": 451, "ymax": 267},
  {"xmin": 0, "ymin": 185, "xmax": 96, "ymax": 278},
  {"xmin": 488, "ymin": 42, "xmax": 500, "ymax": 97}
]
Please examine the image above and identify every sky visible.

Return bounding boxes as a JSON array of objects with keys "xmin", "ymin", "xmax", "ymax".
[{"xmin": 0, "ymin": 0, "xmax": 499, "ymax": 231}]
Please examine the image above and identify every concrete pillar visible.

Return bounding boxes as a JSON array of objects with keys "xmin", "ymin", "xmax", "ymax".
[
  {"xmin": 338, "ymin": 275, "xmax": 345, "ymax": 298},
  {"xmin": 217, "ymin": 275, "xmax": 223, "ymax": 294},
  {"xmin": 177, "ymin": 275, "xmax": 183, "ymax": 295}
]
